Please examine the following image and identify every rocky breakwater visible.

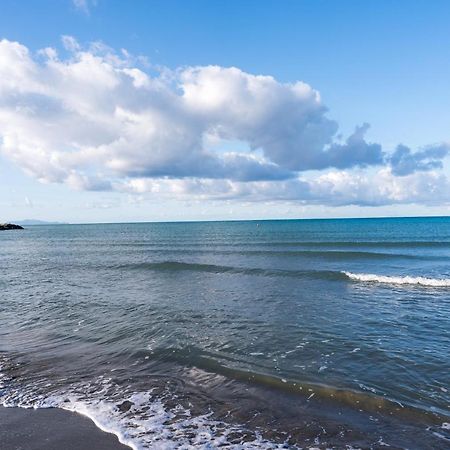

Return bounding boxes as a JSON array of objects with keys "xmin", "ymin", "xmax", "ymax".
[{"xmin": 0, "ymin": 223, "xmax": 24, "ymax": 230}]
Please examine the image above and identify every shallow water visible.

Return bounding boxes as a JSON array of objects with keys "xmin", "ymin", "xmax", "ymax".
[{"xmin": 1, "ymin": 217, "xmax": 449, "ymax": 449}]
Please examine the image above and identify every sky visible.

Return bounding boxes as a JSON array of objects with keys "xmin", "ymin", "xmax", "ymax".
[{"xmin": 0, "ymin": 0, "xmax": 449, "ymax": 223}]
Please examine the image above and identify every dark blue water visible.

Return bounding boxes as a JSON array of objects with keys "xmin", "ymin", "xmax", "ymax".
[{"xmin": 1, "ymin": 217, "xmax": 449, "ymax": 449}]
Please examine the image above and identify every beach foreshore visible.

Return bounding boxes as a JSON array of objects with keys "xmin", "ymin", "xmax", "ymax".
[{"xmin": 0, "ymin": 406, "xmax": 131, "ymax": 450}]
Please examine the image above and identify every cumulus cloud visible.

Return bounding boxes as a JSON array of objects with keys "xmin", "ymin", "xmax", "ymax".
[
  {"xmin": 323, "ymin": 123, "xmax": 384, "ymax": 169},
  {"xmin": 388, "ymin": 143, "xmax": 449, "ymax": 176},
  {"xmin": 0, "ymin": 37, "xmax": 448, "ymax": 207}
]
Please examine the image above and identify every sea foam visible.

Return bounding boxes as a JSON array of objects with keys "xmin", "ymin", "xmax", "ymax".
[
  {"xmin": 1, "ymin": 376, "xmax": 293, "ymax": 450},
  {"xmin": 343, "ymin": 271, "xmax": 450, "ymax": 287}
]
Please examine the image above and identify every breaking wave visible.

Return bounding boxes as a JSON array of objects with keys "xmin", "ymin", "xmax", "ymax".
[
  {"xmin": 343, "ymin": 272, "xmax": 450, "ymax": 287},
  {"xmin": 1, "ymin": 378, "xmax": 294, "ymax": 450}
]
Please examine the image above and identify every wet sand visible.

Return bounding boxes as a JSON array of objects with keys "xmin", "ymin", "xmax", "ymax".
[{"xmin": 0, "ymin": 406, "xmax": 130, "ymax": 450}]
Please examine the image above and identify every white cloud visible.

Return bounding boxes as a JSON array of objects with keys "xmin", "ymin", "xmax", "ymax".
[
  {"xmin": 72, "ymin": 0, "xmax": 96, "ymax": 15},
  {"xmin": 307, "ymin": 168, "xmax": 450, "ymax": 206},
  {"xmin": 118, "ymin": 169, "xmax": 450, "ymax": 207},
  {"xmin": 0, "ymin": 37, "xmax": 448, "ymax": 208}
]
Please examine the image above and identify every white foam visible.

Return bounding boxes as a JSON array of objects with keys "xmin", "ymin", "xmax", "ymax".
[
  {"xmin": 343, "ymin": 271, "xmax": 450, "ymax": 287},
  {"xmin": 1, "ymin": 377, "xmax": 294, "ymax": 450}
]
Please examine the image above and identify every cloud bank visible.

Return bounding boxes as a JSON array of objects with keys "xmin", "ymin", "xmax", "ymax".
[{"xmin": 0, "ymin": 37, "xmax": 448, "ymax": 206}]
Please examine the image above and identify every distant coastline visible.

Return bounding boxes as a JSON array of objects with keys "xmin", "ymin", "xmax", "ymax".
[{"xmin": 12, "ymin": 220, "xmax": 68, "ymax": 226}]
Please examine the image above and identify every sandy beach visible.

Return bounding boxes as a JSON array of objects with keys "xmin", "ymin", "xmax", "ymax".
[{"xmin": 0, "ymin": 406, "xmax": 130, "ymax": 450}]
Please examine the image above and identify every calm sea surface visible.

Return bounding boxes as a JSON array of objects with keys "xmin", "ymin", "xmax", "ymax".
[{"xmin": 1, "ymin": 217, "xmax": 449, "ymax": 449}]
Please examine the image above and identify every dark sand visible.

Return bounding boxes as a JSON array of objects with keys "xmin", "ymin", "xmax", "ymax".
[{"xmin": 0, "ymin": 406, "xmax": 131, "ymax": 450}]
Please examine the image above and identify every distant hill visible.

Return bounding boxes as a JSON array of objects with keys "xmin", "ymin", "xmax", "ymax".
[{"xmin": 14, "ymin": 219, "xmax": 68, "ymax": 226}]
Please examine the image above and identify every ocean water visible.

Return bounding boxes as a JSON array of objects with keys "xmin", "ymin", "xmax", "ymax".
[{"xmin": 1, "ymin": 217, "xmax": 449, "ymax": 449}]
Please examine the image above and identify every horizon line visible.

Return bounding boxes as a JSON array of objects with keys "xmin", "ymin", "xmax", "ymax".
[{"xmin": 13, "ymin": 214, "xmax": 450, "ymax": 226}]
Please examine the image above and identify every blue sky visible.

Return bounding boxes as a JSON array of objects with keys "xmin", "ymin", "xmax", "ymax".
[{"xmin": 1, "ymin": 0, "xmax": 449, "ymax": 223}]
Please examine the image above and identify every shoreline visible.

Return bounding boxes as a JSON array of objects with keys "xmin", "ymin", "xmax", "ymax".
[{"xmin": 0, "ymin": 406, "xmax": 131, "ymax": 450}]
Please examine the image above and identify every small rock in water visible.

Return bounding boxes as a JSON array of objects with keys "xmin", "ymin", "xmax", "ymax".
[
  {"xmin": 0, "ymin": 223, "xmax": 24, "ymax": 230},
  {"xmin": 117, "ymin": 400, "xmax": 134, "ymax": 412}
]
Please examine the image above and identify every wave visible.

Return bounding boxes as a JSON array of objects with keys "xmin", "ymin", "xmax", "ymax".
[
  {"xmin": 121, "ymin": 262, "xmax": 450, "ymax": 287},
  {"xmin": 343, "ymin": 271, "xmax": 450, "ymax": 287},
  {"xmin": 2, "ymin": 353, "xmax": 449, "ymax": 449},
  {"xmin": 130, "ymin": 346, "xmax": 450, "ymax": 424},
  {"xmin": 2, "ymin": 354, "xmax": 448, "ymax": 450},
  {"xmin": 114, "ymin": 246, "xmax": 428, "ymax": 260},
  {"xmin": 120, "ymin": 261, "xmax": 267, "ymax": 275},
  {"xmin": 1, "ymin": 380, "xmax": 294, "ymax": 450},
  {"xmin": 116, "ymin": 261, "xmax": 347, "ymax": 280}
]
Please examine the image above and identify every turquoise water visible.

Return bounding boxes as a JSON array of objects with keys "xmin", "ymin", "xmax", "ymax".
[{"xmin": 1, "ymin": 217, "xmax": 449, "ymax": 449}]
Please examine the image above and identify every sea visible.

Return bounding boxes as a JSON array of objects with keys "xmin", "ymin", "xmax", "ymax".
[{"xmin": 0, "ymin": 217, "xmax": 449, "ymax": 449}]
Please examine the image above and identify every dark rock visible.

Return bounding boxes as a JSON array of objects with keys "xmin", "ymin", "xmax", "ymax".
[
  {"xmin": 117, "ymin": 400, "xmax": 134, "ymax": 412},
  {"xmin": 0, "ymin": 223, "xmax": 24, "ymax": 230}
]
